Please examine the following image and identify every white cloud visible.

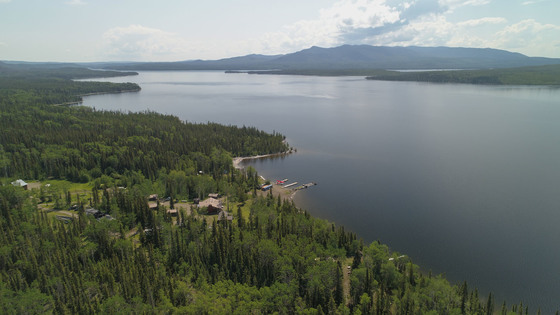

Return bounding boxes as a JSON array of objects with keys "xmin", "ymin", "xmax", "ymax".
[
  {"xmin": 98, "ymin": 1, "xmax": 560, "ymax": 60},
  {"xmin": 66, "ymin": 0, "xmax": 86, "ymax": 5},
  {"xmin": 493, "ymin": 19, "xmax": 560, "ymax": 56},
  {"xmin": 102, "ymin": 25, "xmax": 195, "ymax": 61},
  {"xmin": 441, "ymin": 0, "xmax": 489, "ymax": 10},
  {"xmin": 458, "ymin": 17, "xmax": 507, "ymax": 27},
  {"xmin": 248, "ymin": 0, "xmax": 560, "ymax": 58},
  {"xmin": 251, "ymin": 0, "xmax": 447, "ymax": 54},
  {"xmin": 522, "ymin": 0, "xmax": 550, "ymax": 5}
]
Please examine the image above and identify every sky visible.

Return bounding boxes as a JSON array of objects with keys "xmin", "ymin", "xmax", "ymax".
[{"xmin": 1, "ymin": 0, "xmax": 559, "ymax": 62}]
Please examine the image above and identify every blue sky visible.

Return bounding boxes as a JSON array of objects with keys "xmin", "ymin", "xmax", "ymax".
[{"xmin": 1, "ymin": 0, "xmax": 559, "ymax": 62}]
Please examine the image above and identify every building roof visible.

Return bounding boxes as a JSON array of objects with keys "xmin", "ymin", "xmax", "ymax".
[
  {"xmin": 198, "ymin": 198, "xmax": 223, "ymax": 209},
  {"xmin": 11, "ymin": 179, "xmax": 27, "ymax": 187}
]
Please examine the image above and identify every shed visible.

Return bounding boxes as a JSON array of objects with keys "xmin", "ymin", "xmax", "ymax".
[{"xmin": 11, "ymin": 179, "xmax": 28, "ymax": 190}]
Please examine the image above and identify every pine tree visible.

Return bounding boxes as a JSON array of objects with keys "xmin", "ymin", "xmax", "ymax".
[
  {"xmin": 335, "ymin": 262, "xmax": 344, "ymax": 306},
  {"xmin": 460, "ymin": 281, "xmax": 468, "ymax": 315},
  {"xmin": 486, "ymin": 292, "xmax": 494, "ymax": 315}
]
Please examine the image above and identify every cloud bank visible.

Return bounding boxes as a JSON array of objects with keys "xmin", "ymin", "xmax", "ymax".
[
  {"xmin": 101, "ymin": 0, "xmax": 560, "ymax": 60},
  {"xmin": 102, "ymin": 25, "xmax": 192, "ymax": 61},
  {"xmin": 252, "ymin": 0, "xmax": 560, "ymax": 57}
]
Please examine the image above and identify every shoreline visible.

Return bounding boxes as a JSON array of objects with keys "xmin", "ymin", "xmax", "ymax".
[
  {"xmin": 233, "ymin": 151, "xmax": 300, "ymax": 203},
  {"xmin": 53, "ymin": 88, "xmax": 142, "ymax": 107},
  {"xmin": 78, "ymin": 88, "xmax": 142, "ymax": 97},
  {"xmin": 232, "ymin": 151, "xmax": 292, "ymax": 170}
]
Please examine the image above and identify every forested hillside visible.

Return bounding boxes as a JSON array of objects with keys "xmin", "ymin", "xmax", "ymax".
[
  {"xmin": 0, "ymin": 66, "xmax": 549, "ymax": 314},
  {"xmin": 91, "ymin": 45, "xmax": 560, "ymax": 71},
  {"xmin": 365, "ymin": 65, "xmax": 560, "ymax": 85}
]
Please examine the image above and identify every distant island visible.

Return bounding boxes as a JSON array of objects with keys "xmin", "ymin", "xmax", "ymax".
[
  {"xmin": 236, "ymin": 65, "xmax": 560, "ymax": 85},
  {"xmin": 364, "ymin": 65, "xmax": 560, "ymax": 85}
]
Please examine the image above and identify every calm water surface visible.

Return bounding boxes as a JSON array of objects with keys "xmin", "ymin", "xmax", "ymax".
[{"xmin": 83, "ymin": 71, "xmax": 560, "ymax": 312}]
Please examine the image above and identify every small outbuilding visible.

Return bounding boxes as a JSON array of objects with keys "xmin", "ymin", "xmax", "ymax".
[{"xmin": 11, "ymin": 179, "xmax": 28, "ymax": 190}]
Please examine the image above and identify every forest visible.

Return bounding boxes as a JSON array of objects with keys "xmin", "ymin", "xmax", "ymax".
[
  {"xmin": 0, "ymin": 65, "xmax": 553, "ymax": 314},
  {"xmin": 241, "ymin": 64, "xmax": 560, "ymax": 86},
  {"xmin": 365, "ymin": 65, "xmax": 560, "ymax": 85}
]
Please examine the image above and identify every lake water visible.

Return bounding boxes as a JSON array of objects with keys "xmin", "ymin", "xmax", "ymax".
[{"xmin": 82, "ymin": 71, "xmax": 560, "ymax": 312}]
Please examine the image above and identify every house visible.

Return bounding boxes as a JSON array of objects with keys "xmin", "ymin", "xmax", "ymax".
[
  {"xmin": 167, "ymin": 209, "xmax": 178, "ymax": 217},
  {"xmin": 208, "ymin": 193, "xmax": 219, "ymax": 199},
  {"xmin": 11, "ymin": 179, "xmax": 28, "ymax": 190},
  {"xmin": 148, "ymin": 194, "xmax": 158, "ymax": 201},
  {"xmin": 198, "ymin": 198, "xmax": 223, "ymax": 214}
]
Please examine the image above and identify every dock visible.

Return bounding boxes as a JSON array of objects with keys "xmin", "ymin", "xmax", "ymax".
[
  {"xmin": 283, "ymin": 182, "xmax": 298, "ymax": 188},
  {"xmin": 294, "ymin": 182, "xmax": 317, "ymax": 190}
]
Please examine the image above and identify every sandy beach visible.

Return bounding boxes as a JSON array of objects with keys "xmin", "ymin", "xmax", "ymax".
[{"xmin": 232, "ymin": 151, "xmax": 291, "ymax": 170}]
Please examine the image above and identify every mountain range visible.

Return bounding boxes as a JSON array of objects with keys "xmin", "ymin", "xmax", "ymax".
[{"xmin": 88, "ymin": 45, "xmax": 560, "ymax": 71}]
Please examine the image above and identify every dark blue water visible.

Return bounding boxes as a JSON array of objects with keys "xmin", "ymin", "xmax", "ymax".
[{"xmin": 82, "ymin": 71, "xmax": 560, "ymax": 312}]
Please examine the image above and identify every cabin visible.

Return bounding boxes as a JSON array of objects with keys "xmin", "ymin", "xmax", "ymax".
[
  {"xmin": 148, "ymin": 194, "xmax": 158, "ymax": 201},
  {"xmin": 208, "ymin": 193, "xmax": 220, "ymax": 199},
  {"xmin": 261, "ymin": 184, "xmax": 272, "ymax": 191},
  {"xmin": 167, "ymin": 209, "xmax": 178, "ymax": 217},
  {"xmin": 198, "ymin": 198, "xmax": 223, "ymax": 214},
  {"xmin": 206, "ymin": 205, "xmax": 221, "ymax": 215}
]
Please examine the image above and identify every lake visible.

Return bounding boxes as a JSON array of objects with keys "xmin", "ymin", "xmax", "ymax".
[{"xmin": 82, "ymin": 71, "xmax": 560, "ymax": 312}]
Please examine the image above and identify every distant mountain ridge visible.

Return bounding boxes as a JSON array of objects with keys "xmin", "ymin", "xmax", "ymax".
[{"xmin": 90, "ymin": 45, "xmax": 560, "ymax": 71}]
